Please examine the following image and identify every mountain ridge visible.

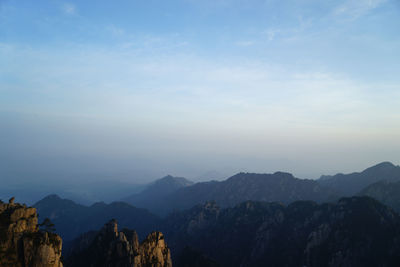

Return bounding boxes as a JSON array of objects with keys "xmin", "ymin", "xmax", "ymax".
[
  {"xmin": 126, "ymin": 171, "xmax": 337, "ymax": 216},
  {"xmin": 318, "ymin": 161, "xmax": 400, "ymax": 196}
]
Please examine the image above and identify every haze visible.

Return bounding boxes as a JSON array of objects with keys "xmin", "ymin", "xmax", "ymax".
[{"xmin": 1, "ymin": 0, "xmax": 399, "ymax": 186}]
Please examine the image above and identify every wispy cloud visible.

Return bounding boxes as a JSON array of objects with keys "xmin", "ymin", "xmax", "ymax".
[
  {"xmin": 235, "ymin": 40, "xmax": 255, "ymax": 47},
  {"xmin": 106, "ymin": 25, "xmax": 126, "ymax": 37},
  {"xmin": 2, "ymin": 42, "xmax": 398, "ymax": 135},
  {"xmin": 62, "ymin": 2, "xmax": 76, "ymax": 15},
  {"xmin": 333, "ymin": 0, "xmax": 387, "ymax": 20}
]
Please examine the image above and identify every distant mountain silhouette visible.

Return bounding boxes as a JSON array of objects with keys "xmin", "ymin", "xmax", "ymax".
[
  {"xmin": 34, "ymin": 194, "xmax": 161, "ymax": 241},
  {"xmin": 123, "ymin": 175, "xmax": 194, "ymax": 213},
  {"xmin": 125, "ymin": 171, "xmax": 336, "ymax": 216},
  {"xmin": 163, "ymin": 197, "xmax": 400, "ymax": 266},
  {"xmin": 0, "ymin": 178, "xmax": 146, "ymax": 206},
  {"xmin": 318, "ymin": 162, "xmax": 400, "ymax": 196}
]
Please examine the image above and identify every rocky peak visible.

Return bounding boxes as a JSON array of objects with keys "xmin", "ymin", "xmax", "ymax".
[
  {"xmin": 66, "ymin": 219, "xmax": 172, "ymax": 267},
  {"xmin": 0, "ymin": 199, "xmax": 63, "ymax": 267},
  {"xmin": 139, "ymin": 232, "xmax": 172, "ymax": 267},
  {"xmin": 101, "ymin": 218, "xmax": 118, "ymax": 236}
]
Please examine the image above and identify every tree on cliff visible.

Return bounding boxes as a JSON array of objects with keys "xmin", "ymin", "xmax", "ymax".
[{"xmin": 39, "ymin": 218, "xmax": 56, "ymax": 233}]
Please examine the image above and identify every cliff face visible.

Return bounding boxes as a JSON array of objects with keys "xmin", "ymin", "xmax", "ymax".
[
  {"xmin": 66, "ymin": 219, "xmax": 172, "ymax": 267},
  {"xmin": 0, "ymin": 199, "xmax": 63, "ymax": 267}
]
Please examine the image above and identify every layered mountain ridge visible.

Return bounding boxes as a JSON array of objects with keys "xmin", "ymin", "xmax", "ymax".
[
  {"xmin": 318, "ymin": 161, "xmax": 400, "ymax": 195},
  {"xmin": 124, "ymin": 171, "xmax": 336, "ymax": 216}
]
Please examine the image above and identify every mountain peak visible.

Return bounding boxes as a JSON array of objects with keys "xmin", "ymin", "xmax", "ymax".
[
  {"xmin": 101, "ymin": 219, "xmax": 119, "ymax": 236},
  {"xmin": 272, "ymin": 171, "xmax": 295, "ymax": 179},
  {"xmin": 153, "ymin": 175, "xmax": 193, "ymax": 187},
  {"xmin": 363, "ymin": 161, "xmax": 396, "ymax": 173}
]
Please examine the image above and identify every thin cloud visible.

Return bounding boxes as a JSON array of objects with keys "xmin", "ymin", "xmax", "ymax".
[
  {"xmin": 235, "ymin": 41, "xmax": 255, "ymax": 47},
  {"xmin": 62, "ymin": 3, "xmax": 76, "ymax": 15},
  {"xmin": 333, "ymin": 0, "xmax": 387, "ymax": 20},
  {"xmin": 106, "ymin": 25, "xmax": 126, "ymax": 37}
]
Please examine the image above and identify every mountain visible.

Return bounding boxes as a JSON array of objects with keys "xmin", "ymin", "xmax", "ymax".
[
  {"xmin": 0, "ymin": 198, "xmax": 63, "ymax": 267},
  {"xmin": 318, "ymin": 162, "xmax": 400, "ymax": 196},
  {"xmin": 34, "ymin": 194, "xmax": 161, "ymax": 241},
  {"xmin": 0, "ymin": 178, "xmax": 146, "ymax": 206},
  {"xmin": 163, "ymin": 197, "xmax": 400, "ymax": 267},
  {"xmin": 135, "ymin": 172, "xmax": 336, "ymax": 216},
  {"xmin": 358, "ymin": 180, "xmax": 400, "ymax": 212},
  {"xmin": 123, "ymin": 175, "xmax": 194, "ymax": 213},
  {"xmin": 65, "ymin": 219, "xmax": 172, "ymax": 267}
]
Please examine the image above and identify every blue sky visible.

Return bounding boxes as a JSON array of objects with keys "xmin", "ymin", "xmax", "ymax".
[{"xmin": 0, "ymin": 0, "xmax": 399, "ymax": 181}]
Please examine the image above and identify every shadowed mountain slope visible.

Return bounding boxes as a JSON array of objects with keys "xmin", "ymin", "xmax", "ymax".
[
  {"xmin": 123, "ymin": 175, "xmax": 193, "ymax": 212},
  {"xmin": 318, "ymin": 162, "xmax": 400, "ymax": 196},
  {"xmin": 358, "ymin": 180, "xmax": 400, "ymax": 212}
]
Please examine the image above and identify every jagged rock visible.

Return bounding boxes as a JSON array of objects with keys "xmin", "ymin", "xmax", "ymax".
[
  {"xmin": 0, "ymin": 200, "xmax": 63, "ymax": 267},
  {"xmin": 66, "ymin": 219, "xmax": 172, "ymax": 267},
  {"xmin": 138, "ymin": 232, "xmax": 172, "ymax": 267}
]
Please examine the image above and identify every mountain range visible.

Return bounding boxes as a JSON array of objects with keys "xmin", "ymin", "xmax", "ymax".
[
  {"xmin": 21, "ymin": 161, "xmax": 400, "ymax": 266},
  {"xmin": 33, "ymin": 162, "xmax": 400, "ymax": 243},
  {"xmin": 124, "ymin": 172, "xmax": 337, "ymax": 216}
]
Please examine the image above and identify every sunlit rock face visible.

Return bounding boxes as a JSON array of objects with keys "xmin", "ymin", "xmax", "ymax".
[{"xmin": 0, "ymin": 199, "xmax": 63, "ymax": 267}]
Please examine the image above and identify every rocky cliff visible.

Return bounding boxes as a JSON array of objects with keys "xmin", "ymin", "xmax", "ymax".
[
  {"xmin": 66, "ymin": 219, "xmax": 172, "ymax": 267},
  {"xmin": 0, "ymin": 198, "xmax": 63, "ymax": 267}
]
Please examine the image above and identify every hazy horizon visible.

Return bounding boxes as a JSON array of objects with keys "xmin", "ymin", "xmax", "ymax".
[{"xmin": 1, "ymin": 0, "xmax": 399, "ymax": 184}]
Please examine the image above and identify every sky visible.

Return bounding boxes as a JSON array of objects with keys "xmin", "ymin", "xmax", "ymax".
[{"xmin": 0, "ymin": 0, "xmax": 399, "ymax": 183}]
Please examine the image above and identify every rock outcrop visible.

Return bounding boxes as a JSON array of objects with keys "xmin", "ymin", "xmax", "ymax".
[
  {"xmin": 0, "ymin": 199, "xmax": 63, "ymax": 267},
  {"xmin": 66, "ymin": 219, "xmax": 172, "ymax": 267}
]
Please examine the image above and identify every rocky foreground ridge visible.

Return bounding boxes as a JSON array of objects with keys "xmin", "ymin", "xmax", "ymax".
[
  {"xmin": 0, "ymin": 198, "xmax": 63, "ymax": 267},
  {"xmin": 66, "ymin": 219, "xmax": 172, "ymax": 267}
]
